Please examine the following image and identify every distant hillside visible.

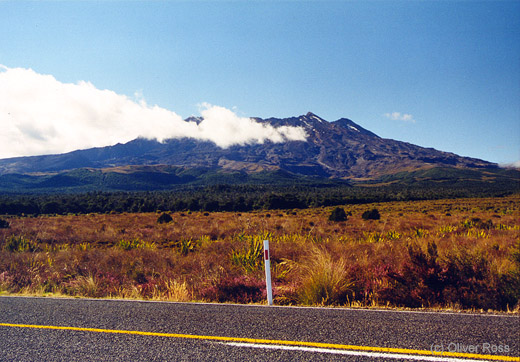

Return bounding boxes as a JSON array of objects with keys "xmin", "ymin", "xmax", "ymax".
[{"xmin": 0, "ymin": 165, "xmax": 353, "ymax": 193}]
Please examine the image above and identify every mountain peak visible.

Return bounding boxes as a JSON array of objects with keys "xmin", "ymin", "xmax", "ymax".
[
  {"xmin": 185, "ymin": 116, "xmax": 203, "ymax": 124},
  {"xmin": 332, "ymin": 117, "xmax": 378, "ymax": 137},
  {"xmin": 301, "ymin": 112, "xmax": 325, "ymax": 123}
]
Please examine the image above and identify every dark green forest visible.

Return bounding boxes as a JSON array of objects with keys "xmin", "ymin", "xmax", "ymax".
[
  {"xmin": 0, "ymin": 166, "xmax": 518, "ymax": 215},
  {"xmin": 1, "ymin": 180, "xmax": 518, "ymax": 216}
]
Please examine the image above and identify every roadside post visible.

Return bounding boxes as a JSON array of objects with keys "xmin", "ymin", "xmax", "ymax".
[{"xmin": 263, "ymin": 240, "xmax": 273, "ymax": 305}]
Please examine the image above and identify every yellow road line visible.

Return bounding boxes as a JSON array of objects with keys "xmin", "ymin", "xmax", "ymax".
[{"xmin": 1, "ymin": 322, "xmax": 518, "ymax": 361}]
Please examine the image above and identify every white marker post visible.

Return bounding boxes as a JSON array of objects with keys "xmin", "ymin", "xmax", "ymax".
[{"xmin": 263, "ymin": 239, "xmax": 273, "ymax": 306}]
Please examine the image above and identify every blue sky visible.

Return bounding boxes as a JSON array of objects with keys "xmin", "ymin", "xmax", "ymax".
[{"xmin": 1, "ymin": 1, "xmax": 519, "ymax": 165}]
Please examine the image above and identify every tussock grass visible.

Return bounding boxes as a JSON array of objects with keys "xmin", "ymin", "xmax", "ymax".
[
  {"xmin": 0, "ymin": 196, "xmax": 519, "ymax": 311},
  {"xmin": 293, "ymin": 247, "xmax": 352, "ymax": 306}
]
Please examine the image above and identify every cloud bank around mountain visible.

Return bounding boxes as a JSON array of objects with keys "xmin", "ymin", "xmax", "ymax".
[{"xmin": 0, "ymin": 65, "xmax": 307, "ymax": 159}]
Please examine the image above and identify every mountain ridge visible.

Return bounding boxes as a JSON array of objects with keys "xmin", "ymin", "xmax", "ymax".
[{"xmin": 0, "ymin": 112, "xmax": 496, "ymax": 180}]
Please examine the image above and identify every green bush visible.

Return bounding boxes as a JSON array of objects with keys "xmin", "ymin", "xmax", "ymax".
[
  {"xmin": 329, "ymin": 207, "xmax": 347, "ymax": 222},
  {"xmin": 362, "ymin": 208, "xmax": 380, "ymax": 220},
  {"xmin": 0, "ymin": 218, "xmax": 9, "ymax": 229},
  {"xmin": 157, "ymin": 213, "xmax": 173, "ymax": 224}
]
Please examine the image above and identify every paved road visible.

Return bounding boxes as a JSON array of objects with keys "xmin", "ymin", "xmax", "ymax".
[{"xmin": 0, "ymin": 296, "xmax": 518, "ymax": 361}]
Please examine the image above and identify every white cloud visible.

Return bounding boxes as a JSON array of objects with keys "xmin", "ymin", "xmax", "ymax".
[
  {"xmin": 384, "ymin": 112, "xmax": 416, "ymax": 123},
  {"xmin": 196, "ymin": 103, "xmax": 307, "ymax": 148},
  {"xmin": 500, "ymin": 160, "xmax": 520, "ymax": 169},
  {"xmin": 0, "ymin": 65, "xmax": 307, "ymax": 159}
]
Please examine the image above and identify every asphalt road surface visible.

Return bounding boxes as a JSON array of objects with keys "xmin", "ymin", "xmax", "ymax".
[{"xmin": 0, "ymin": 296, "xmax": 518, "ymax": 361}]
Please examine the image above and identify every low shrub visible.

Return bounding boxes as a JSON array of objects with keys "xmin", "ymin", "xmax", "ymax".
[
  {"xmin": 383, "ymin": 241, "xmax": 519, "ymax": 310},
  {"xmin": 362, "ymin": 208, "xmax": 380, "ymax": 220},
  {"xmin": 157, "ymin": 213, "xmax": 173, "ymax": 224},
  {"xmin": 0, "ymin": 219, "xmax": 10, "ymax": 229},
  {"xmin": 499, "ymin": 240, "xmax": 520, "ymax": 309},
  {"xmin": 329, "ymin": 207, "xmax": 347, "ymax": 222}
]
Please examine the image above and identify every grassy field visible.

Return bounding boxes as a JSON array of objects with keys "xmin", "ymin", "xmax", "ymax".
[{"xmin": 1, "ymin": 195, "xmax": 519, "ymax": 312}]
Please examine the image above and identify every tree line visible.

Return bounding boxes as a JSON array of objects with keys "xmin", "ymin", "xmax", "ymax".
[{"xmin": 0, "ymin": 181, "xmax": 517, "ymax": 216}]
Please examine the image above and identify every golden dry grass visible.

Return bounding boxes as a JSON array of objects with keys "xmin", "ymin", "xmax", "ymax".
[{"xmin": 1, "ymin": 195, "xmax": 518, "ymax": 310}]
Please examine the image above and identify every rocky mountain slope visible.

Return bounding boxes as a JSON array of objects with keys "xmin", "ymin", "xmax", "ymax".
[{"xmin": 0, "ymin": 112, "xmax": 494, "ymax": 180}]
